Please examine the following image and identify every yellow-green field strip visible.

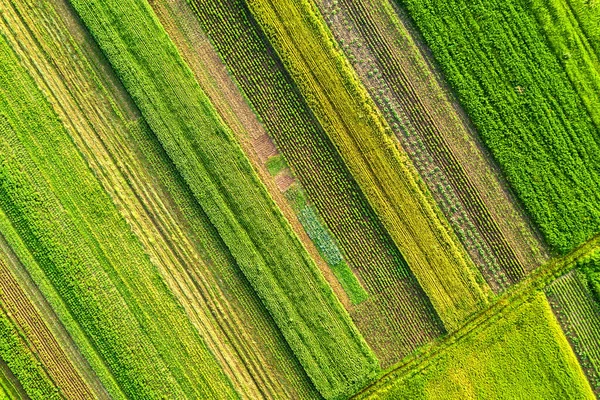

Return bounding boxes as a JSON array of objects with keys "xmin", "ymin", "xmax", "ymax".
[
  {"xmin": 0, "ymin": 0, "xmax": 319, "ymax": 397},
  {"xmin": 245, "ymin": 0, "xmax": 491, "ymax": 329}
]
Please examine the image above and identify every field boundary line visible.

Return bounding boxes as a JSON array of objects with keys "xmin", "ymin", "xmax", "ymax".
[{"xmin": 355, "ymin": 233, "xmax": 600, "ymax": 398}]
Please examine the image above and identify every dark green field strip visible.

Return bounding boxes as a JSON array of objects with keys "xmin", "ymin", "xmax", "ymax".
[
  {"xmin": 565, "ymin": 0, "xmax": 600, "ymax": 61},
  {"xmin": 397, "ymin": 0, "xmax": 600, "ymax": 254},
  {"xmin": 546, "ymin": 270, "xmax": 600, "ymax": 395},
  {"xmin": 186, "ymin": 0, "xmax": 444, "ymax": 363},
  {"xmin": 66, "ymin": 0, "xmax": 378, "ymax": 398},
  {"xmin": 528, "ymin": 0, "xmax": 600, "ymax": 134},
  {"xmin": 0, "ymin": 37, "xmax": 237, "ymax": 398},
  {"xmin": 356, "ymin": 233, "xmax": 600, "ymax": 398}
]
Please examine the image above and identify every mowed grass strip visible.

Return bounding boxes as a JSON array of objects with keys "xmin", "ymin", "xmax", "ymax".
[
  {"xmin": 356, "ymin": 292, "xmax": 595, "ymax": 399},
  {"xmin": 0, "ymin": 38, "xmax": 236, "ymax": 399},
  {"xmin": 398, "ymin": 0, "xmax": 600, "ymax": 254},
  {"xmin": 66, "ymin": 0, "xmax": 378, "ymax": 398},
  {"xmin": 245, "ymin": 0, "xmax": 490, "ymax": 329}
]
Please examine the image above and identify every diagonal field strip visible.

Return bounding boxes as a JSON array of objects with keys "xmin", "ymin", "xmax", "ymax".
[
  {"xmin": 355, "ymin": 233, "xmax": 600, "ymax": 398},
  {"xmin": 245, "ymin": 0, "xmax": 491, "ymax": 331},
  {"xmin": 66, "ymin": 0, "xmax": 379, "ymax": 398}
]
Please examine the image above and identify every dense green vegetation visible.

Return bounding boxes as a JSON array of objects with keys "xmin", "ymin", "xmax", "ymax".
[
  {"xmin": 359, "ymin": 293, "xmax": 594, "ymax": 399},
  {"xmin": 266, "ymin": 155, "xmax": 288, "ymax": 176},
  {"xmin": 0, "ymin": 36, "xmax": 236, "ymax": 399},
  {"xmin": 297, "ymin": 204, "xmax": 368, "ymax": 304},
  {"xmin": 398, "ymin": 0, "xmax": 600, "ymax": 254},
  {"xmin": 565, "ymin": 0, "xmax": 600, "ymax": 59},
  {"xmin": 246, "ymin": 0, "xmax": 490, "ymax": 329},
  {"xmin": 576, "ymin": 248, "xmax": 600, "ymax": 302},
  {"xmin": 66, "ymin": 0, "xmax": 378, "ymax": 397},
  {"xmin": 528, "ymin": 0, "xmax": 600, "ymax": 132}
]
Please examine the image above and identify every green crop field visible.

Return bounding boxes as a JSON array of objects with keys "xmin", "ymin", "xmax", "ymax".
[{"xmin": 0, "ymin": 0, "xmax": 598, "ymax": 398}]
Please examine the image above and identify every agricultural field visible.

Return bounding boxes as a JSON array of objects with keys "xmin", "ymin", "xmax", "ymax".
[
  {"xmin": 546, "ymin": 269, "xmax": 600, "ymax": 395},
  {"xmin": 0, "ymin": 0, "xmax": 598, "ymax": 399}
]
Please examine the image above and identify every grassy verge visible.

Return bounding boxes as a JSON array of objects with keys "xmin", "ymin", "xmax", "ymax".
[
  {"xmin": 66, "ymin": 0, "xmax": 378, "ymax": 398},
  {"xmin": 398, "ymin": 0, "xmax": 600, "ymax": 253},
  {"xmin": 246, "ymin": 0, "xmax": 490, "ymax": 329}
]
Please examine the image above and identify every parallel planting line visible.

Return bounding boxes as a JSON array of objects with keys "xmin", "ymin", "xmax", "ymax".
[
  {"xmin": 0, "ymin": 300, "xmax": 60, "ymax": 400},
  {"xmin": 246, "ymin": 0, "xmax": 491, "ymax": 330},
  {"xmin": 187, "ymin": 0, "xmax": 443, "ymax": 366},
  {"xmin": 1, "ymin": 0, "xmax": 318, "ymax": 397},
  {"xmin": 0, "ymin": 37, "xmax": 237, "ymax": 398},
  {"xmin": 546, "ymin": 269, "xmax": 600, "ymax": 394},
  {"xmin": 67, "ymin": 0, "xmax": 379, "ymax": 398},
  {"xmin": 0, "ymin": 249, "xmax": 96, "ymax": 399},
  {"xmin": 316, "ymin": 0, "xmax": 548, "ymax": 290}
]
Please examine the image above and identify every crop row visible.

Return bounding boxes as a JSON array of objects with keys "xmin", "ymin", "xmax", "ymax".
[
  {"xmin": 187, "ymin": 0, "xmax": 444, "ymax": 364},
  {"xmin": 545, "ymin": 270, "xmax": 600, "ymax": 395},
  {"xmin": 1, "ymin": 0, "xmax": 318, "ymax": 396},
  {"xmin": 190, "ymin": 0, "xmax": 410, "ymax": 282},
  {"xmin": 246, "ymin": 0, "xmax": 490, "ymax": 329},
  {"xmin": 0, "ymin": 37, "xmax": 236, "ymax": 398},
  {"xmin": 325, "ymin": 0, "xmax": 532, "ymax": 288},
  {"xmin": 528, "ymin": 0, "xmax": 600, "ymax": 135},
  {"xmin": 66, "ymin": 0, "xmax": 380, "ymax": 398},
  {"xmin": 398, "ymin": 0, "xmax": 600, "ymax": 254},
  {"xmin": 0, "ymin": 245, "xmax": 95, "ymax": 399},
  {"xmin": 0, "ymin": 300, "xmax": 60, "ymax": 400},
  {"xmin": 564, "ymin": 0, "xmax": 600, "ymax": 62}
]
